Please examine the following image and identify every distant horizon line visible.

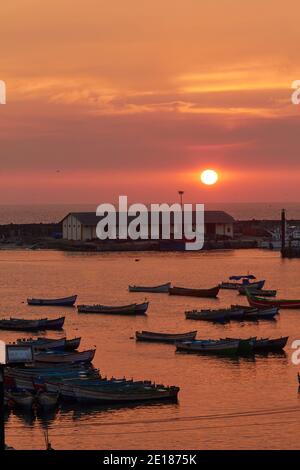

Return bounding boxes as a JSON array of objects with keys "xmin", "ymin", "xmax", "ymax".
[{"xmin": 0, "ymin": 201, "xmax": 299, "ymax": 206}]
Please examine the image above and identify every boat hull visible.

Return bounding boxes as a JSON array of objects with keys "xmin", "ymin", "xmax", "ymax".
[
  {"xmin": 129, "ymin": 283, "xmax": 171, "ymax": 293},
  {"xmin": 0, "ymin": 316, "xmax": 65, "ymax": 331},
  {"xmin": 220, "ymin": 280, "xmax": 265, "ymax": 290},
  {"xmin": 176, "ymin": 340, "xmax": 239, "ymax": 355},
  {"xmin": 238, "ymin": 288, "xmax": 277, "ymax": 297},
  {"xmin": 78, "ymin": 302, "xmax": 149, "ymax": 315},
  {"xmin": 35, "ymin": 349, "xmax": 96, "ymax": 364},
  {"xmin": 169, "ymin": 285, "xmax": 220, "ymax": 298},
  {"xmin": 185, "ymin": 307, "xmax": 278, "ymax": 322},
  {"xmin": 27, "ymin": 295, "xmax": 77, "ymax": 306},
  {"xmin": 253, "ymin": 336, "xmax": 288, "ymax": 352},
  {"xmin": 136, "ymin": 330, "xmax": 197, "ymax": 343},
  {"xmin": 185, "ymin": 310, "xmax": 228, "ymax": 322},
  {"xmin": 247, "ymin": 295, "xmax": 300, "ymax": 309},
  {"xmin": 73, "ymin": 386, "xmax": 179, "ymax": 404}
]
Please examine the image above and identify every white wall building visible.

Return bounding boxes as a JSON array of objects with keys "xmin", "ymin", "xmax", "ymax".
[{"xmin": 61, "ymin": 211, "xmax": 235, "ymax": 242}]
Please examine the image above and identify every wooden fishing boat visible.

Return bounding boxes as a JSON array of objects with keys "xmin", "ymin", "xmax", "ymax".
[
  {"xmin": 15, "ymin": 336, "xmax": 81, "ymax": 352},
  {"xmin": 169, "ymin": 285, "xmax": 220, "ymax": 298},
  {"xmin": 242, "ymin": 307, "xmax": 278, "ymax": 320},
  {"xmin": 36, "ymin": 391, "xmax": 59, "ymax": 409},
  {"xmin": 72, "ymin": 384, "xmax": 180, "ymax": 404},
  {"xmin": 64, "ymin": 337, "xmax": 81, "ymax": 351},
  {"xmin": 27, "ymin": 294, "xmax": 77, "ymax": 307},
  {"xmin": 222, "ymin": 338, "xmax": 256, "ymax": 354},
  {"xmin": 77, "ymin": 301, "xmax": 149, "ymax": 315},
  {"xmin": 224, "ymin": 336, "xmax": 288, "ymax": 352},
  {"xmin": 185, "ymin": 307, "xmax": 245, "ymax": 322},
  {"xmin": 39, "ymin": 317, "xmax": 65, "ymax": 330},
  {"xmin": 176, "ymin": 339, "xmax": 239, "ymax": 355},
  {"xmin": 0, "ymin": 316, "xmax": 65, "ymax": 331},
  {"xmin": 253, "ymin": 336, "xmax": 288, "ymax": 352},
  {"xmin": 135, "ymin": 330, "xmax": 197, "ymax": 343},
  {"xmin": 0, "ymin": 318, "xmax": 41, "ymax": 331},
  {"xmin": 185, "ymin": 309, "xmax": 228, "ymax": 322},
  {"xmin": 45, "ymin": 377, "xmax": 152, "ymax": 398},
  {"xmin": 129, "ymin": 282, "xmax": 171, "ymax": 293},
  {"xmin": 16, "ymin": 337, "xmax": 66, "ymax": 351},
  {"xmin": 12, "ymin": 367, "xmax": 97, "ymax": 391},
  {"xmin": 5, "ymin": 390, "xmax": 35, "ymax": 409},
  {"xmin": 247, "ymin": 292, "xmax": 300, "ymax": 309},
  {"xmin": 238, "ymin": 287, "xmax": 277, "ymax": 297},
  {"xmin": 220, "ymin": 276, "xmax": 265, "ymax": 290},
  {"xmin": 185, "ymin": 305, "xmax": 278, "ymax": 322},
  {"xmin": 31, "ymin": 336, "xmax": 80, "ymax": 351},
  {"xmin": 44, "ymin": 376, "xmax": 179, "ymax": 403},
  {"xmin": 35, "ymin": 349, "xmax": 96, "ymax": 364}
]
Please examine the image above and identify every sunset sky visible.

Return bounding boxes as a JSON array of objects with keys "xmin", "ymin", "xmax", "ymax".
[{"xmin": 1, "ymin": 0, "xmax": 300, "ymax": 204}]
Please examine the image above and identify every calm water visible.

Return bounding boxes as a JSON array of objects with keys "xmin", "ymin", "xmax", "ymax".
[
  {"xmin": 0, "ymin": 202, "xmax": 299, "ymax": 224},
  {"xmin": 1, "ymin": 249, "xmax": 300, "ymax": 450}
]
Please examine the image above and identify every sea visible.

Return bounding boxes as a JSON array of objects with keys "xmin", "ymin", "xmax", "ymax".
[
  {"xmin": 0, "ymin": 202, "xmax": 299, "ymax": 224},
  {"xmin": 2, "ymin": 248, "xmax": 300, "ymax": 450}
]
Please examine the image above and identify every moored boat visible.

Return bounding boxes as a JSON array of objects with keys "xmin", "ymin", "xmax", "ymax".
[
  {"xmin": 135, "ymin": 330, "xmax": 197, "ymax": 343},
  {"xmin": 129, "ymin": 283, "xmax": 171, "ymax": 293},
  {"xmin": 15, "ymin": 337, "xmax": 66, "ymax": 351},
  {"xmin": 238, "ymin": 287, "xmax": 276, "ymax": 297},
  {"xmin": 185, "ymin": 306, "xmax": 278, "ymax": 322},
  {"xmin": 34, "ymin": 349, "xmax": 96, "ymax": 364},
  {"xmin": 176, "ymin": 339, "xmax": 240, "ymax": 355},
  {"xmin": 65, "ymin": 337, "xmax": 81, "ymax": 351},
  {"xmin": 185, "ymin": 309, "xmax": 228, "ymax": 322},
  {"xmin": 242, "ymin": 307, "xmax": 278, "ymax": 320},
  {"xmin": 39, "ymin": 317, "xmax": 65, "ymax": 330},
  {"xmin": 5, "ymin": 390, "xmax": 35, "ymax": 409},
  {"xmin": 27, "ymin": 295, "xmax": 77, "ymax": 307},
  {"xmin": 253, "ymin": 336, "xmax": 288, "ymax": 352},
  {"xmin": 222, "ymin": 337, "xmax": 256, "ymax": 354},
  {"xmin": 224, "ymin": 336, "xmax": 288, "ymax": 352},
  {"xmin": 0, "ymin": 316, "xmax": 65, "ymax": 331},
  {"xmin": 246, "ymin": 292, "xmax": 300, "ymax": 309},
  {"xmin": 77, "ymin": 301, "xmax": 149, "ymax": 315},
  {"xmin": 72, "ymin": 384, "xmax": 180, "ymax": 404},
  {"xmin": 169, "ymin": 285, "xmax": 220, "ymax": 298},
  {"xmin": 220, "ymin": 275, "xmax": 265, "ymax": 290},
  {"xmin": 15, "ymin": 336, "xmax": 81, "ymax": 352}
]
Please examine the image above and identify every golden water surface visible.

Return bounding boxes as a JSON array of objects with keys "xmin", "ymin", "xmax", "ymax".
[{"xmin": 1, "ymin": 249, "xmax": 300, "ymax": 450}]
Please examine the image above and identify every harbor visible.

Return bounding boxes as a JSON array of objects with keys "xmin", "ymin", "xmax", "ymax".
[{"xmin": 1, "ymin": 248, "xmax": 300, "ymax": 450}]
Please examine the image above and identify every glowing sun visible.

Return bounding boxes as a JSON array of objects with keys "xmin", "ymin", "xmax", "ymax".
[{"xmin": 200, "ymin": 169, "xmax": 219, "ymax": 185}]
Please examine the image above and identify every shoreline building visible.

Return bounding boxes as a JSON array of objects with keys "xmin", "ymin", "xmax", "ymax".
[{"xmin": 61, "ymin": 211, "xmax": 234, "ymax": 242}]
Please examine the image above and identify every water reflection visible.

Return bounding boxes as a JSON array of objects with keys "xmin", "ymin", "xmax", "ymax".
[{"xmin": 2, "ymin": 249, "xmax": 300, "ymax": 449}]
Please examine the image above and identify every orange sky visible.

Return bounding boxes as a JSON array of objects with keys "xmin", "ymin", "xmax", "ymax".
[{"xmin": 1, "ymin": 0, "xmax": 300, "ymax": 203}]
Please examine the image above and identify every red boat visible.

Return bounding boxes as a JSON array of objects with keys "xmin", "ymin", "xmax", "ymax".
[
  {"xmin": 169, "ymin": 285, "xmax": 220, "ymax": 298},
  {"xmin": 247, "ymin": 293, "xmax": 300, "ymax": 309}
]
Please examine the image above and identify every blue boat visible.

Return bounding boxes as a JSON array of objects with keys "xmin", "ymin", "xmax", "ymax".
[{"xmin": 220, "ymin": 277, "xmax": 265, "ymax": 290}]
